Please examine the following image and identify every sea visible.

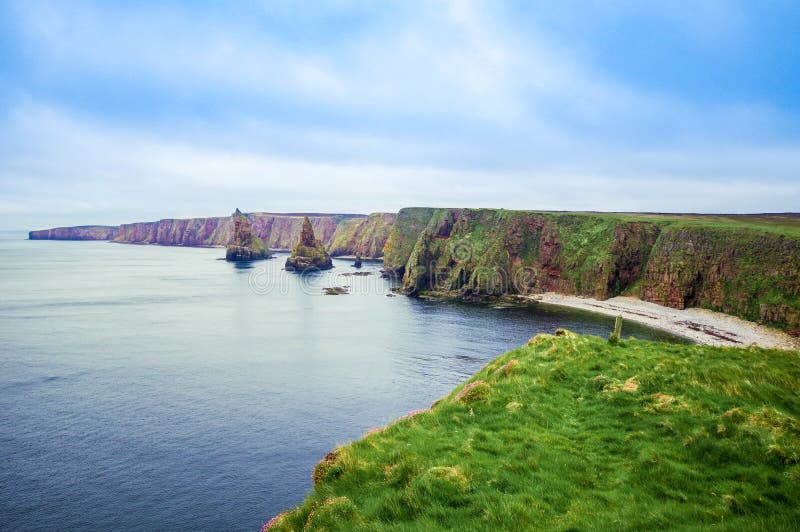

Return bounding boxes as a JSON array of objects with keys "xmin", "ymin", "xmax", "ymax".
[{"xmin": 0, "ymin": 232, "xmax": 682, "ymax": 530}]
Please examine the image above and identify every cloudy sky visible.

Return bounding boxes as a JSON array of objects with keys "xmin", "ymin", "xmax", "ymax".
[{"xmin": 1, "ymin": 1, "xmax": 799, "ymax": 230}]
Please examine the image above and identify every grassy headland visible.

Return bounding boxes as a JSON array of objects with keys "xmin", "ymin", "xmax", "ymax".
[{"xmin": 267, "ymin": 332, "xmax": 800, "ymax": 531}]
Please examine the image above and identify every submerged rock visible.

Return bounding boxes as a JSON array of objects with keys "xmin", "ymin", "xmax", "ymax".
[
  {"xmin": 323, "ymin": 286, "xmax": 349, "ymax": 295},
  {"xmin": 225, "ymin": 209, "xmax": 271, "ymax": 261},
  {"xmin": 285, "ymin": 216, "xmax": 333, "ymax": 271}
]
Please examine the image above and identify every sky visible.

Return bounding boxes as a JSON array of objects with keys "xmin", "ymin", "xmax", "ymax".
[{"xmin": 1, "ymin": 0, "xmax": 799, "ymax": 230}]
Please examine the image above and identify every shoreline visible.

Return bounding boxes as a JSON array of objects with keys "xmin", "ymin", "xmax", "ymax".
[{"xmin": 527, "ymin": 293, "xmax": 800, "ymax": 350}]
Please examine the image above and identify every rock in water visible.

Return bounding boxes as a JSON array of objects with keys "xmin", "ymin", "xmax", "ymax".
[
  {"xmin": 353, "ymin": 254, "xmax": 362, "ymax": 268},
  {"xmin": 225, "ymin": 208, "xmax": 271, "ymax": 261},
  {"xmin": 285, "ymin": 216, "xmax": 333, "ymax": 271}
]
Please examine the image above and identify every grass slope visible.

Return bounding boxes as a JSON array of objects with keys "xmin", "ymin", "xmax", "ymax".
[{"xmin": 268, "ymin": 333, "xmax": 800, "ymax": 531}]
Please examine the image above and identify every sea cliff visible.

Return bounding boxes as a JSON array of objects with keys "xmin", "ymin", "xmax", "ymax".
[
  {"xmin": 28, "ymin": 225, "xmax": 119, "ymax": 240},
  {"xmin": 384, "ymin": 208, "xmax": 800, "ymax": 334},
  {"xmin": 30, "ymin": 212, "xmax": 395, "ymax": 258}
]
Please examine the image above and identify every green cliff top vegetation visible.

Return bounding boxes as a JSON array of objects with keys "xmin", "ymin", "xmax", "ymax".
[
  {"xmin": 499, "ymin": 210, "xmax": 800, "ymax": 238},
  {"xmin": 268, "ymin": 332, "xmax": 800, "ymax": 531}
]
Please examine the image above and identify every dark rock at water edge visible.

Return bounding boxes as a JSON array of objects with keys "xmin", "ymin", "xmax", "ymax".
[{"xmin": 323, "ymin": 286, "xmax": 349, "ymax": 295}]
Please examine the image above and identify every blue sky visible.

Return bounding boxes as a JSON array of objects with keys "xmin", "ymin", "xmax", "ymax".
[{"xmin": 1, "ymin": 0, "xmax": 799, "ymax": 229}]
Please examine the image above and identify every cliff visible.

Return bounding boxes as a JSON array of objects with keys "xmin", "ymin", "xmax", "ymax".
[
  {"xmin": 225, "ymin": 209, "xmax": 271, "ymax": 261},
  {"xmin": 29, "ymin": 225, "xmax": 119, "ymax": 240},
  {"xmin": 386, "ymin": 208, "xmax": 800, "ymax": 334},
  {"xmin": 265, "ymin": 333, "xmax": 800, "ymax": 530},
  {"xmin": 284, "ymin": 216, "xmax": 333, "ymax": 271},
  {"xmin": 31, "ymin": 213, "xmax": 394, "ymax": 258},
  {"xmin": 327, "ymin": 212, "xmax": 396, "ymax": 258},
  {"xmin": 29, "ymin": 208, "xmax": 800, "ymax": 332}
]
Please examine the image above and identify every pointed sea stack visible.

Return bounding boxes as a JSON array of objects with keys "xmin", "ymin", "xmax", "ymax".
[
  {"xmin": 285, "ymin": 217, "xmax": 333, "ymax": 271},
  {"xmin": 225, "ymin": 209, "xmax": 271, "ymax": 261}
]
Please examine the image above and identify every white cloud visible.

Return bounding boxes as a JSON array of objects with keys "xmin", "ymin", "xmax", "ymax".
[
  {"xmin": 2, "ymin": 103, "xmax": 798, "ymax": 232},
  {"xmin": 1, "ymin": 0, "xmax": 798, "ymax": 230}
]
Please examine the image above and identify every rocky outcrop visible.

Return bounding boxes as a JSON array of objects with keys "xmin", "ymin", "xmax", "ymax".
[
  {"xmin": 225, "ymin": 209, "xmax": 271, "ymax": 261},
  {"xmin": 29, "ymin": 226, "xmax": 119, "ymax": 240},
  {"xmin": 386, "ymin": 208, "xmax": 800, "ymax": 334},
  {"xmin": 284, "ymin": 217, "xmax": 333, "ymax": 271},
  {"xmin": 32, "ymin": 212, "xmax": 394, "ymax": 258}
]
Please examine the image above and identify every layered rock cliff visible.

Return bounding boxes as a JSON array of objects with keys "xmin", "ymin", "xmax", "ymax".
[
  {"xmin": 639, "ymin": 226, "xmax": 800, "ymax": 334},
  {"xmin": 386, "ymin": 208, "xmax": 800, "ymax": 334},
  {"xmin": 29, "ymin": 226, "xmax": 119, "ymax": 240},
  {"xmin": 327, "ymin": 212, "xmax": 396, "ymax": 258},
  {"xmin": 31, "ymin": 213, "xmax": 394, "ymax": 258}
]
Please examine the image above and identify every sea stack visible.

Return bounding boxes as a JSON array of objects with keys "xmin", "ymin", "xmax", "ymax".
[
  {"xmin": 225, "ymin": 209, "xmax": 271, "ymax": 261},
  {"xmin": 285, "ymin": 216, "xmax": 333, "ymax": 271}
]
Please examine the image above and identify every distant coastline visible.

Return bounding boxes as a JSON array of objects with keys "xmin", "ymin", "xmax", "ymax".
[{"xmin": 29, "ymin": 207, "xmax": 800, "ymax": 337}]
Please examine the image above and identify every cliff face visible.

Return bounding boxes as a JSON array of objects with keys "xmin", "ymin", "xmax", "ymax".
[
  {"xmin": 115, "ymin": 217, "xmax": 231, "ymax": 246},
  {"xmin": 387, "ymin": 208, "xmax": 800, "ymax": 334},
  {"xmin": 37, "ymin": 213, "xmax": 394, "ymax": 257},
  {"xmin": 327, "ymin": 212, "xmax": 396, "ymax": 258},
  {"xmin": 382, "ymin": 208, "xmax": 440, "ymax": 273},
  {"xmin": 29, "ymin": 226, "xmax": 119, "ymax": 240},
  {"xmin": 399, "ymin": 209, "xmax": 661, "ymax": 298},
  {"xmin": 640, "ymin": 227, "xmax": 800, "ymax": 334},
  {"xmin": 249, "ymin": 214, "xmax": 346, "ymax": 251}
]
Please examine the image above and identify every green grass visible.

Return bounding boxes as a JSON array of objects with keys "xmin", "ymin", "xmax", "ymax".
[
  {"xmin": 268, "ymin": 333, "xmax": 800, "ymax": 531},
  {"xmin": 526, "ymin": 211, "xmax": 800, "ymax": 238}
]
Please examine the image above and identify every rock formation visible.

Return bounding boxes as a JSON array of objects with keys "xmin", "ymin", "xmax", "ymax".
[
  {"xmin": 31, "ymin": 212, "xmax": 395, "ymax": 258},
  {"xmin": 285, "ymin": 216, "xmax": 333, "ymax": 271},
  {"xmin": 225, "ymin": 209, "xmax": 271, "ymax": 261}
]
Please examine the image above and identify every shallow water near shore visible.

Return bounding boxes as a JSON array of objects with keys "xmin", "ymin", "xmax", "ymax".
[{"xmin": 0, "ymin": 232, "xmax": 683, "ymax": 531}]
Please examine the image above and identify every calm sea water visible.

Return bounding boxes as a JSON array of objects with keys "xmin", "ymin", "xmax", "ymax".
[{"xmin": 0, "ymin": 231, "xmax": 682, "ymax": 531}]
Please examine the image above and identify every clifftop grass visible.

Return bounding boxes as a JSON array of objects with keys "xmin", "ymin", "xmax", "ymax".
[{"xmin": 268, "ymin": 333, "xmax": 800, "ymax": 531}]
